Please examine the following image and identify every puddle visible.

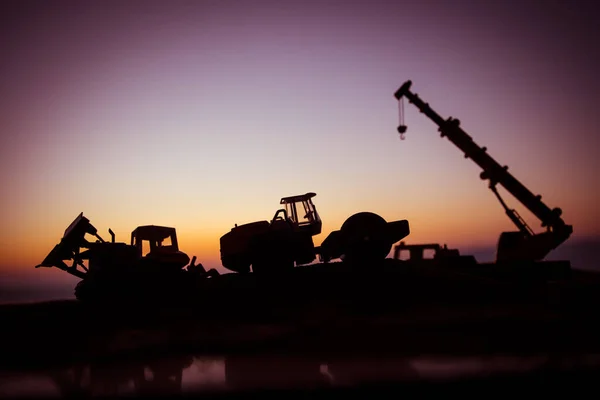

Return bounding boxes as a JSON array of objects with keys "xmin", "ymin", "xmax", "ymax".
[{"xmin": 2, "ymin": 353, "xmax": 599, "ymax": 397}]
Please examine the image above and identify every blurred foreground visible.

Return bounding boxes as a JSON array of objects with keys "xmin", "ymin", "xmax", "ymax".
[{"xmin": 2, "ymin": 257, "xmax": 600, "ymax": 397}]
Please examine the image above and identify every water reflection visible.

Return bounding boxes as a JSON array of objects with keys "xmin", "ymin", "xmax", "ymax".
[
  {"xmin": 224, "ymin": 356, "xmax": 330, "ymax": 391},
  {"xmin": 223, "ymin": 356, "xmax": 421, "ymax": 390},
  {"xmin": 2, "ymin": 353, "xmax": 600, "ymax": 397},
  {"xmin": 41, "ymin": 355, "xmax": 222, "ymax": 397}
]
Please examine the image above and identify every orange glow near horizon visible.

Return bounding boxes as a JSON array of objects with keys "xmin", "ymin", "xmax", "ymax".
[
  {"xmin": 1, "ymin": 185, "xmax": 597, "ymax": 277},
  {"xmin": 1, "ymin": 1, "xmax": 599, "ymax": 285}
]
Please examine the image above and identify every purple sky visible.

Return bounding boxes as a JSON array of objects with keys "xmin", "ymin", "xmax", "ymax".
[{"xmin": 1, "ymin": 0, "xmax": 598, "ymax": 283}]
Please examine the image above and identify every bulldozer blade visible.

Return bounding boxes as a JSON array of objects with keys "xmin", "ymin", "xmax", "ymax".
[{"xmin": 34, "ymin": 213, "xmax": 100, "ymax": 279}]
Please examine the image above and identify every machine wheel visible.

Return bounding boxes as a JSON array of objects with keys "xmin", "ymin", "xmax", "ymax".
[
  {"xmin": 74, "ymin": 280, "xmax": 90, "ymax": 302},
  {"xmin": 496, "ymin": 231, "xmax": 528, "ymax": 262},
  {"xmin": 74, "ymin": 279, "xmax": 112, "ymax": 304},
  {"xmin": 292, "ymin": 234, "xmax": 317, "ymax": 266},
  {"xmin": 250, "ymin": 233, "xmax": 295, "ymax": 274},
  {"xmin": 222, "ymin": 254, "xmax": 252, "ymax": 273},
  {"xmin": 339, "ymin": 212, "xmax": 392, "ymax": 265}
]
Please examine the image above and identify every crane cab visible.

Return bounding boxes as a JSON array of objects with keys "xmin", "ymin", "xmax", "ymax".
[{"xmin": 279, "ymin": 192, "xmax": 322, "ymax": 236}]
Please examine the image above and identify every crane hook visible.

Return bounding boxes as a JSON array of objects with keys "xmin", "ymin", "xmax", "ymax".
[{"xmin": 397, "ymin": 97, "xmax": 407, "ymax": 140}]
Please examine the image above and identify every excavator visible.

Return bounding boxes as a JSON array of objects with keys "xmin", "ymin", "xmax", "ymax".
[{"xmin": 392, "ymin": 80, "xmax": 573, "ymax": 265}]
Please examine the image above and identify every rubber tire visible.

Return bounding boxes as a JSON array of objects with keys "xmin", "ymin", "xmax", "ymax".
[{"xmin": 250, "ymin": 234, "xmax": 295, "ymax": 274}]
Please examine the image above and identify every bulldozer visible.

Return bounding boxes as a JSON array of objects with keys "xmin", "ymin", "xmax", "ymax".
[
  {"xmin": 36, "ymin": 213, "xmax": 218, "ymax": 303},
  {"xmin": 219, "ymin": 192, "xmax": 410, "ymax": 274}
]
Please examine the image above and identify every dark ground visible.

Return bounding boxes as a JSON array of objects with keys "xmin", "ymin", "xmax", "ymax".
[{"xmin": 2, "ymin": 259, "xmax": 600, "ymax": 397}]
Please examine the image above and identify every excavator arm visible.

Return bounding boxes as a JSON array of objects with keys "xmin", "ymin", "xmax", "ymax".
[{"xmin": 393, "ymin": 80, "xmax": 573, "ymax": 262}]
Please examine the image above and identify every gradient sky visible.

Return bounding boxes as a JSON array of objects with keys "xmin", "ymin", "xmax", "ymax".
[{"xmin": 1, "ymin": 0, "xmax": 598, "ymax": 282}]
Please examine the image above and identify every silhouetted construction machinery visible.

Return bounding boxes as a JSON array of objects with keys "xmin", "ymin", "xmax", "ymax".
[
  {"xmin": 393, "ymin": 80, "xmax": 573, "ymax": 264},
  {"xmin": 36, "ymin": 213, "xmax": 218, "ymax": 302},
  {"xmin": 393, "ymin": 242, "xmax": 467, "ymax": 262},
  {"xmin": 219, "ymin": 192, "xmax": 410, "ymax": 273},
  {"xmin": 34, "ymin": 79, "xmax": 575, "ymax": 303},
  {"xmin": 19, "ymin": 81, "xmax": 600, "ymax": 398}
]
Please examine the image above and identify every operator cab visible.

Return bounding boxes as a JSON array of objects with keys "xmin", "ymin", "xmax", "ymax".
[
  {"xmin": 131, "ymin": 225, "xmax": 190, "ymax": 269},
  {"xmin": 394, "ymin": 242, "xmax": 443, "ymax": 261},
  {"xmin": 279, "ymin": 192, "xmax": 322, "ymax": 236}
]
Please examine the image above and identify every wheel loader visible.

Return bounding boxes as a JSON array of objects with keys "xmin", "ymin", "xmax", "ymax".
[{"xmin": 219, "ymin": 192, "xmax": 410, "ymax": 274}]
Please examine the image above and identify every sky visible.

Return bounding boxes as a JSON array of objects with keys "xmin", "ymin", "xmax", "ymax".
[{"xmin": 1, "ymin": 0, "xmax": 599, "ymax": 293}]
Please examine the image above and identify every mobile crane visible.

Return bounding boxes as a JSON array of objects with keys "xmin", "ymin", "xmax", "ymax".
[{"xmin": 393, "ymin": 80, "xmax": 573, "ymax": 263}]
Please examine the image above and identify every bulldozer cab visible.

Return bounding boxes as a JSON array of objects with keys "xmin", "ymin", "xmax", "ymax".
[
  {"xmin": 279, "ymin": 192, "xmax": 322, "ymax": 236},
  {"xmin": 131, "ymin": 225, "xmax": 180, "ymax": 258}
]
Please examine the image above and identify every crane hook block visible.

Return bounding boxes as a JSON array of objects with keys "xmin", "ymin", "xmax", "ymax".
[{"xmin": 397, "ymin": 125, "xmax": 407, "ymax": 134}]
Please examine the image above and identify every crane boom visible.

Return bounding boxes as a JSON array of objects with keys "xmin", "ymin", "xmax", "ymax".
[{"xmin": 393, "ymin": 80, "xmax": 573, "ymax": 262}]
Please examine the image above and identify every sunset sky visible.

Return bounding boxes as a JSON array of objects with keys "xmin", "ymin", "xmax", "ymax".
[{"xmin": 1, "ymin": 0, "xmax": 598, "ymax": 289}]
